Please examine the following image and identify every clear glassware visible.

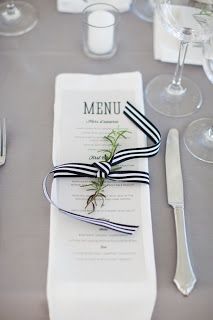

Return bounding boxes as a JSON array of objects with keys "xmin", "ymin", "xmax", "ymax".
[
  {"xmin": 145, "ymin": 0, "xmax": 213, "ymax": 117},
  {"xmin": 131, "ymin": 0, "xmax": 154, "ymax": 23},
  {"xmin": 82, "ymin": 3, "xmax": 120, "ymax": 59},
  {"xmin": 184, "ymin": 35, "xmax": 213, "ymax": 163},
  {"xmin": 203, "ymin": 35, "xmax": 213, "ymax": 83},
  {"xmin": 0, "ymin": 1, "xmax": 38, "ymax": 36}
]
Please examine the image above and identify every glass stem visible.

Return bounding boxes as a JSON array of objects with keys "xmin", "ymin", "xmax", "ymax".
[
  {"xmin": 6, "ymin": 1, "xmax": 16, "ymax": 15},
  {"xmin": 208, "ymin": 126, "xmax": 213, "ymax": 139},
  {"xmin": 167, "ymin": 41, "xmax": 189, "ymax": 95}
]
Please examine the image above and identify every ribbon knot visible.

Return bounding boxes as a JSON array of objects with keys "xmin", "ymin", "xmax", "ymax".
[{"xmin": 93, "ymin": 161, "xmax": 112, "ymax": 178}]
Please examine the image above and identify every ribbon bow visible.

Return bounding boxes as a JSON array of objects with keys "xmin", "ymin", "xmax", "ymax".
[{"xmin": 43, "ymin": 101, "xmax": 161, "ymax": 235}]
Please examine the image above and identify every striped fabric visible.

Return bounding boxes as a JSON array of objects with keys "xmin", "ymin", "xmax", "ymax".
[{"xmin": 43, "ymin": 101, "xmax": 161, "ymax": 235}]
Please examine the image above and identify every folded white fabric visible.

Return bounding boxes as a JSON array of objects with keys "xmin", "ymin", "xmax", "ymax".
[
  {"xmin": 154, "ymin": 9, "xmax": 203, "ymax": 65},
  {"xmin": 47, "ymin": 72, "xmax": 157, "ymax": 320},
  {"xmin": 57, "ymin": 0, "xmax": 132, "ymax": 13}
]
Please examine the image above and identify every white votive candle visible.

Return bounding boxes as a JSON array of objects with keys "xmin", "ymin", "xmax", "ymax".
[{"xmin": 88, "ymin": 10, "xmax": 115, "ymax": 55}]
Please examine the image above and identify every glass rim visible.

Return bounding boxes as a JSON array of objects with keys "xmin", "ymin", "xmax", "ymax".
[{"xmin": 82, "ymin": 2, "xmax": 120, "ymax": 28}]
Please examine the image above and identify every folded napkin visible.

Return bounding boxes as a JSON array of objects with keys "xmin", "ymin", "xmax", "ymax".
[
  {"xmin": 154, "ymin": 7, "xmax": 203, "ymax": 65},
  {"xmin": 47, "ymin": 72, "xmax": 157, "ymax": 320},
  {"xmin": 57, "ymin": 0, "xmax": 132, "ymax": 13}
]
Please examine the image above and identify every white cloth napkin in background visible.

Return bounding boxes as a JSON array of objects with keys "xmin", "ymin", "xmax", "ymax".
[
  {"xmin": 57, "ymin": 0, "xmax": 132, "ymax": 13},
  {"xmin": 47, "ymin": 72, "xmax": 156, "ymax": 320},
  {"xmin": 154, "ymin": 9, "xmax": 203, "ymax": 65}
]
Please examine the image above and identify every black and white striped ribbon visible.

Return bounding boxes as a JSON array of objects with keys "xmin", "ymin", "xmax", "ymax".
[{"xmin": 43, "ymin": 101, "xmax": 161, "ymax": 235}]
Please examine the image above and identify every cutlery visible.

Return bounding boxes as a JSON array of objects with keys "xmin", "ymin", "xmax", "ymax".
[
  {"xmin": 165, "ymin": 128, "xmax": 196, "ymax": 296},
  {"xmin": 0, "ymin": 118, "xmax": 6, "ymax": 166}
]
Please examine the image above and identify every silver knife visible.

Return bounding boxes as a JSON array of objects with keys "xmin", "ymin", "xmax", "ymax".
[{"xmin": 165, "ymin": 128, "xmax": 196, "ymax": 296}]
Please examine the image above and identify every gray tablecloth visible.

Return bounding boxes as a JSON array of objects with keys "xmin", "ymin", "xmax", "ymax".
[{"xmin": 0, "ymin": 1, "xmax": 212, "ymax": 319}]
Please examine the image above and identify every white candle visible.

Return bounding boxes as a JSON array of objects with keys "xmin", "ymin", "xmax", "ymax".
[{"xmin": 88, "ymin": 10, "xmax": 115, "ymax": 55}]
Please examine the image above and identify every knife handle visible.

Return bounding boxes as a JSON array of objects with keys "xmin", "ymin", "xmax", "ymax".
[{"xmin": 173, "ymin": 206, "xmax": 196, "ymax": 296}]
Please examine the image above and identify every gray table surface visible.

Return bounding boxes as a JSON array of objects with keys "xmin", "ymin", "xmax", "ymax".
[{"xmin": 0, "ymin": 1, "xmax": 213, "ymax": 319}]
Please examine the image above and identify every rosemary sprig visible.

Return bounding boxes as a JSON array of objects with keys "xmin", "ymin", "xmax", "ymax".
[
  {"xmin": 84, "ymin": 178, "xmax": 106, "ymax": 213},
  {"xmin": 83, "ymin": 128, "xmax": 130, "ymax": 213}
]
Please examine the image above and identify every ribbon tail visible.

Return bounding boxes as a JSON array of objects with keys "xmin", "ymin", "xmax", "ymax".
[
  {"xmin": 43, "ymin": 173, "xmax": 139, "ymax": 235},
  {"xmin": 60, "ymin": 208, "xmax": 139, "ymax": 234}
]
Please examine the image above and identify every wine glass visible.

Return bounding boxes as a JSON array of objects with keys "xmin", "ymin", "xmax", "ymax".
[
  {"xmin": 0, "ymin": 1, "xmax": 38, "ymax": 36},
  {"xmin": 202, "ymin": 35, "xmax": 213, "ymax": 83},
  {"xmin": 145, "ymin": 0, "xmax": 213, "ymax": 117},
  {"xmin": 131, "ymin": 0, "xmax": 154, "ymax": 23},
  {"xmin": 184, "ymin": 36, "xmax": 213, "ymax": 163}
]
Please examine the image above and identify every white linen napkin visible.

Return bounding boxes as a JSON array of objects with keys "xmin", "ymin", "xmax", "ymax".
[
  {"xmin": 154, "ymin": 8, "xmax": 203, "ymax": 65},
  {"xmin": 57, "ymin": 0, "xmax": 132, "ymax": 13},
  {"xmin": 47, "ymin": 72, "xmax": 156, "ymax": 320}
]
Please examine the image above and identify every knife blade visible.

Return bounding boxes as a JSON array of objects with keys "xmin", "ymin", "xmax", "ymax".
[{"xmin": 165, "ymin": 128, "xmax": 196, "ymax": 296}]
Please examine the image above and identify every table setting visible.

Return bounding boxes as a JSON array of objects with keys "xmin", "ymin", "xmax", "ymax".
[{"xmin": 0, "ymin": 0, "xmax": 213, "ymax": 320}]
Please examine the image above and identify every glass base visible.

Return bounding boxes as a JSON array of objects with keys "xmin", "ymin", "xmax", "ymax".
[
  {"xmin": 131, "ymin": 0, "xmax": 154, "ymax": 23},
  {"xmin": 184, "ymin": 118, "xmax": 213, "ymax": 163},
  {"xmin": 83, "ymin": 45, "xmax": 117, "ymax": 59},
  {"xmin": 145, "ymin": 74, "xmax": 202, "ymax": 117},
  {"xmin": 0, "ymin": 1, "xmax": 38, "ymax": 36}
]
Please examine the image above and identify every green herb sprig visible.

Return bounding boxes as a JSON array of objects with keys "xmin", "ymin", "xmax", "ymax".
[{"xmin": 83, "ymin": 129, "xmax": 130, "ymax": 213}]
